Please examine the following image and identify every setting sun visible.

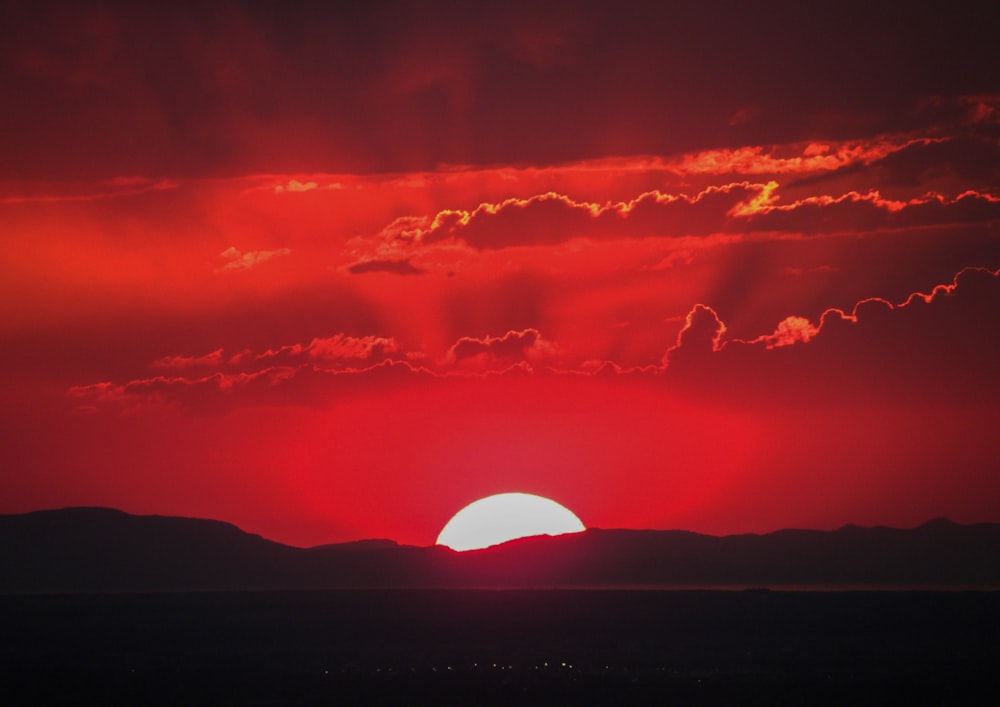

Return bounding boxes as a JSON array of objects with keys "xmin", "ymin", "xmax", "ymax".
[{"xmin": 436, "ymin": 493, "xmax": 586, "ymax": 551}]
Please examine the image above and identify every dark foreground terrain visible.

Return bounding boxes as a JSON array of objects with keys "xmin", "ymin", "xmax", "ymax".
[
  {"xmin": 2, "ymin": 589, "xmax": 998, "ymax": 706},
  {"xmin": 5, "ymin": 509, "xmax": 1000, "ymax": 592}
]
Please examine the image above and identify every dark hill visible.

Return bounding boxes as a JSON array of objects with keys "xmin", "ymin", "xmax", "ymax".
[
  {"xmin": 0, "ymin": 507, "xmax": 305, "ymax": 592},
  {"xmin": 1, "ymin": 508, "xmax": 998, "ymax": 593}
]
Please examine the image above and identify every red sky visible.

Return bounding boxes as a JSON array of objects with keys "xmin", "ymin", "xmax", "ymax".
[{"xmin": 2, "ymin": 1, "xmax": 999, "ymax": 547}]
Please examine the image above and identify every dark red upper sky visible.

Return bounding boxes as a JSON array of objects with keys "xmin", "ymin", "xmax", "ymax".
[{"xmin": 2, "ymin": 1, "xmax": 998, "ymax": 546}]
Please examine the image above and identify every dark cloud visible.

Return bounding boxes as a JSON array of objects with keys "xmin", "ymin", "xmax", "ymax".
[
  {"xmin": 445, "ymin": 328, "xmax": 555, "ymax": 369},
  {"xmin": 396, "ymin": 185, "xmax": 757, "ymax": 250},
  {"xmin": 237, "ymin": 334, "xmax": 401, "ymax": 369},
  {"xmin": 663, "ymin": 304, "xmax": 726, "ymax": 366},
  {"xmin": 785, "ymin": 135, "xmax": 1000, "ymax": 195},
  {"xmin": 3, "ymin": 1, "xmax": 997, "ymax": 180},
  {"xmin": 68, "ymin": 360, "xmax": 437, "ymax": 416},
  {"xmin": 665, "ymin": 268, "xmax": 1000, "ymax": 407},
  {"xmin": 66, "ymin": 327, "xmax": 560, "ymax": 413},
  {"xmin": 741, "ymin": 189, "xmax": 1000, "ymax": 236},
  {"xmin": 0, "ymin": 281, "xmax": 389, "ymax": 384},
  {"xmin": 374, "ymin": 183, "xmax": 1000, "ymax": 254},
  {"xmin": 348, "ymin": 258, "xmax": 426, "ymax": 276}
]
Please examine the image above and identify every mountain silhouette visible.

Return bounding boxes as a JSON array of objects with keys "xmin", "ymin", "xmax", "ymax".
[{"xmin": 2, "ymin": 508, "xmax": 998, "ymax": 593}]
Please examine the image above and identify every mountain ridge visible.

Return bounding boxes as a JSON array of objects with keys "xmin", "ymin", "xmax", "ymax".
[{"xmin": 2, "ymin": 507, "xmax": 998, "ymax": 593}]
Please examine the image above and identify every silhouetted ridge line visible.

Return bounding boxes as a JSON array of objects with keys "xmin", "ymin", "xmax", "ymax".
[{"xmin": 2, "ymin": 508, "xmax": 998, "ymax": 593}]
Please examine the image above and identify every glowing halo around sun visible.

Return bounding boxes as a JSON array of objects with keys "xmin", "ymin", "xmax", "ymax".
[{"xmin": 436, "ymin": 493, "xmax": 586, "ymax": 551}]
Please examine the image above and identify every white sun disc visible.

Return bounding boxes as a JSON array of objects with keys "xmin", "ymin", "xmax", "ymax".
[{"xmin": 436, "ymin": 492, "xmax": 586, "ymax": 551}]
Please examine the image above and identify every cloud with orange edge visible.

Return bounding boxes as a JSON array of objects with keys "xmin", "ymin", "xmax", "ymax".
[
  {"xmin": 663, "ymin": 267, "xmax": 1000, "ymax": 404},
  {"xmin": 666, "ymin": 137, "xmax": 944, "ymax": 176},
  {"xmin": 151, "ymin": 349, "xmax": 225, "ymax": 370},
  {"xmin": 346, "ymin": 182, "xmax": 999, "ymax": 268},
  {"xmin": 445, "ymin": 328, "xmax": 559, "ymax": 370},
  {"xmin": 68, "ymin": 266, "xmax": 1000, "ymax": 415},
  {"xmin": 216, "ymin": 246, "xmax": 292, "ymax": 272}
]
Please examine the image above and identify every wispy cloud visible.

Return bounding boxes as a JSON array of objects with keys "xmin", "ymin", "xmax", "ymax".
[
  {"xmin": 216, "ymin": 246, "xmax": 292, "ymax": 272},
  {"xmin": 0, "ymin": 177, "xmax": 178, "ymax": 204}
]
